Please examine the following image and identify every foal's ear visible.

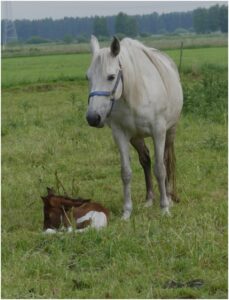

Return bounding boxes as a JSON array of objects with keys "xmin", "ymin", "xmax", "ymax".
[
  {"xmin": 90, "ymin": 35, "xmax": 100, "ymax": 56},
  {"xmin": 41, "ymin": 196, "xmax": 46, "ymax": 202},
  {"xmin": 62, "ymin": 198, "xmax": 90, "ymax": 208},
  {"xmin": 110, "ymin": 36, "xmax": 120, "ymax": 57},
  {"xmin": 47, "ymin": 187, "xmax": 54, "ymax": 196}
]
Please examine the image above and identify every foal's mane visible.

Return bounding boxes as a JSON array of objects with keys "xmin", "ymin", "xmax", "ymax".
[{"xmin": 43, "ymin": 188, "xmax": 91, "ymax": 206}]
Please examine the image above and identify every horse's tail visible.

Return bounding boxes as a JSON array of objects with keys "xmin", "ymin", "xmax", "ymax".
[{"xmin": 165, "ymin": 131, "xmax": 180, "ymax": 203}]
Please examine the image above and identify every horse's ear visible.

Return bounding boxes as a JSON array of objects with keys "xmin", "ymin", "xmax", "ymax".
[
  {"xmin": 90, "ymin": 35, "xmax": 100, "ymax": 56},
  {"xmin": 62, "ymin": 198, "xmax": 90, "ymax": 208},
  {"xmin": 71, "ymin": 198, "xmax": 91, "ymax": 207},
  {"xmin": 41, "ymin": 196, "xmax": 46, "ymax": 202},
  {"xmin": 47, "ymin": 187, "xmax": 54, "ymax": 196},
  {"xmin": 61, "ymin": 199, "xmax": 74, "ymax": 210},
  {"xmin": 110, "ymin": 36, "xmax": 120, "ymax": 57}
]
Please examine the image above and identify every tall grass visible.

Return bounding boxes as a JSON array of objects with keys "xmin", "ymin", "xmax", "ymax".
[{"xmin": 182, "ymin": 65, "xmax": 228, "ymax": 123}]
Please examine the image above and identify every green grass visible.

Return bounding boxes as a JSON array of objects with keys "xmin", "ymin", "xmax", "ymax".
[
  {"xmin": 2, "ymin": 53, "xmax": 89, "ymax": 88},
  {"xmin": 2, "ymin": 45, "xmax": 228, "ymax": 298},
  {"xmin": 169, "ymin": 47, "xmax": 228, "ymax": 70},
  {"xmin": 2, "ymin": 33, "xmax": 228, "ymax": 58},
  {"xmin": 2, "ymin": 47, "xmax": 227, "ymax": 88},
  {"xmin": 140, "ymin": 33, "xmax": 228, "ymax": 50}
]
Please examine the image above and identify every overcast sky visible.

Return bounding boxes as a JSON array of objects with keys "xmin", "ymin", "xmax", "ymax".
[{"xmin": 2, "ymin": 1, "xmax": 227, "ymax": 20}]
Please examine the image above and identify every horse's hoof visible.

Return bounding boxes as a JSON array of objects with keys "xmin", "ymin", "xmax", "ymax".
[
  {"xmin": 161, "ymin": 207, "xmax": 171, "ymax": 216},
  {"xmin": 121, "ymin": 211, "xmax": 131, "ymax": 220},
  {"xmin": 144, "ymin": 200, "xmax": 153, "ymax": 208}
]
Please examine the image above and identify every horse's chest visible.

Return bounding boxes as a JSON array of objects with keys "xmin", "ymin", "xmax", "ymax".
[{"xmin": 110, "ymin": 102, "xmax": 153, "ymax": 137}]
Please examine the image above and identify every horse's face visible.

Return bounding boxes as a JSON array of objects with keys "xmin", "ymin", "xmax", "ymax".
[
  {"xmin": 86, "ymin": 36, "xmax": 122, "ymax": 128},
  {"xmin": 43, "ymin": 199, "xmax": 62, "ymax": 230},
  {"xmin": 41, "ymin": 188, "xmax": 90, "ymax": 232}
]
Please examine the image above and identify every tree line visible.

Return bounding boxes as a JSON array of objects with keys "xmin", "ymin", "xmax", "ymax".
[
  {"xmin": 1, "ymin": 4, "xmax": 227, "ymax": 44},
  {"xmin": 193, "ymin": 5, "xmax": 228, "ymax": 33}
]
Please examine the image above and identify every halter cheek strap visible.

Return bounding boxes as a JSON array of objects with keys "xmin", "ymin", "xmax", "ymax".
[{"xmin": 88, "ymin": 68, "xmax": 123, "ymax": 117}]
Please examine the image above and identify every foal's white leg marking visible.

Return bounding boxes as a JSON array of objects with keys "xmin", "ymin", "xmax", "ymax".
[
  {"xmin": 67, "ymin": 226, "xmax": 73, "ymax": 233},
  {"xmin": 43, "ymin": 228, "xmax": 57, "ymax": 234},
  {"xmin": 77, "ymin": 227, "xmax": 90, "ymax": 233},
  {"xmin": 77, "ymin": 211, "xmax": 107, "ymax": 229},
  {"xmin": 77, "ymin": 211, "xmax": 93, "ymax": 224},
  {"xmin": 112, "ymin": 127, "xmax": 132, "ymax": 220},
  {"xmin": 153, "ymin": 125, "xmax": 170, "ymax": 214},
  {"xmin": 91, "ymin": 212, "xmax": 107, "ymax": 228}
]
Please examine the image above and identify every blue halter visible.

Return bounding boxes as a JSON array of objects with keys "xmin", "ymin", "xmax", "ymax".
[{"xmin": 88, "ymin": 69, "xmax": 123, "ymax": 117}]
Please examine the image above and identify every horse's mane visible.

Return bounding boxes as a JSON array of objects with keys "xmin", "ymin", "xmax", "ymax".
[
  {"xmin": 120, "ymin": 37, "xmax": 179, "ymax": 76},
  {"xmin": 118, "ymin": 38, "xmax": 180, "ymax": 110}
]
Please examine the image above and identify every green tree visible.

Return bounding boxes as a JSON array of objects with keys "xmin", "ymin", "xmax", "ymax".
[
  {"xmin": 115, "ymin": 12, "xmax": 138, "ymax": 37},
  {"xmin": 193, "ymin": 8, "xmax": 208, "ymax": 33},
  {"xmin": 219, "ymin": 5, "xmax": 228, "ymax": 33},
  {"xmin": 208, "ymin": 5, "xmax": 220, "ymax": 32},
  {"xmin": 93, "ymin": 16, "xmax": 109, "ymax": 37},
  {"xmin": 115, "ymin": 12, "xmax": 127, "ymax": 34},
  {"xmin": 63, "ymin": 34, "xmax": 74, "ymax": 44},
  {"xmin": 26, "ymin": 35, "xmax": 50, "ymax": 44}
]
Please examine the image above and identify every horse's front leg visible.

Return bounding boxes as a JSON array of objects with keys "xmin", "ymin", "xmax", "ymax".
[{"xmin": 112, "ymin": 127, "xmax": 132, "ymax": 220}]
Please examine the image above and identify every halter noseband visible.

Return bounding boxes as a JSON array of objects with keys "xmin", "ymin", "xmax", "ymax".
[{"xmin": 88, "ymin": 67, "xmax": 123, "ymax": 117}]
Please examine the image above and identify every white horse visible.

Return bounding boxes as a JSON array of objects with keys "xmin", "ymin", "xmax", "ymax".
[{"xmin": 86, "ymin": 36, "xmax": 183, "ymax": 219}]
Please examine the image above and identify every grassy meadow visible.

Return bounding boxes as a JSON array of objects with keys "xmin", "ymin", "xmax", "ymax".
[
  {"xmin": 2, "ymin": 33, "xmax": 228, "ymax": 58},
  {"xmin": 2, "ymin": 40, "xmax": 228, "ymax": 298}
]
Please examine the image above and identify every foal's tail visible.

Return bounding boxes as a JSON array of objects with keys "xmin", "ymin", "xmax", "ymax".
[{"xmin": 165, "ymin": 131, "xmax": 180, "ymax": 203}]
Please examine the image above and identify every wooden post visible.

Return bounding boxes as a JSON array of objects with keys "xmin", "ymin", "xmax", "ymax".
[{"xmin": 179, "ymin": 41, "xmax": 184, "ymax": 73}]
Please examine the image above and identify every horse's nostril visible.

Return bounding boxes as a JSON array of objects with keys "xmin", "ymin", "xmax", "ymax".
[
  {"xmin": 86, "ymin": 113, "xmax": 101, "ymax": 127},
  {"xmin": 96, "ymin": 114, "xmax": 101, "ymax": 125}
]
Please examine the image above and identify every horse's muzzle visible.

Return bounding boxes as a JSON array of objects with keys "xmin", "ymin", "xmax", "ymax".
[{"xmin": 86, "ymin": 112, "xmax": 101, "ymax": 127}]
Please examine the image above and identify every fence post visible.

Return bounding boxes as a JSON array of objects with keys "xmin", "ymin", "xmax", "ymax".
[{"xmin": 179, "ymin": 41, "xmax": 184, "ymax": 73}]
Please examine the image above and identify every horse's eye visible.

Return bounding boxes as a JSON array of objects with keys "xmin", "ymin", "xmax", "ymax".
[{"xmin": 107, "ymin": 74, "xmax": 115, "ymax": 81}]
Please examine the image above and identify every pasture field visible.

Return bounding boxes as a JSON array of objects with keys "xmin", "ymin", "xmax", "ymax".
[
  {"xmin": 2, "ymin": 47, "xmax": 227, "ymax": 88},
  {"xmin": 2, "ymin": 33, "xmax": 228, "ymax": 58},
  {"xmin": 2, "ymin": 45, "xmax": 228, "ymax": 298}
]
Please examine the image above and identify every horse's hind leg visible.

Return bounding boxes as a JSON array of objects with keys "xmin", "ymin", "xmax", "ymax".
[
  {"xmin": 153, "ymin": 126, "xmax": 170, "ymax": 214},
  {"xmin": 164, "ymin": 125, "xmax": 179, "ymax": 203},
  {"xmin": 130, "ymin": 138, "xmax": 154, "ymax": 207}
]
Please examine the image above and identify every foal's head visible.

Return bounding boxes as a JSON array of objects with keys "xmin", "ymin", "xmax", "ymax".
[
  {"xmin": 41, "ymin": 188, "xmax": 90, "ymax": 231},
  {"xmin": 86, "ymin": 36, "xmax": 123, "ymax": 128}
]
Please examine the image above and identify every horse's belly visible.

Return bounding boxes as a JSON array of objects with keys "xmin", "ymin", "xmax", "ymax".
[
  {"xmin": 132, "ymin": 117, "xmax": 152, "ymax": 137},
  {"xmin": 109, "ymin": 89, "xmax": 182, "ymax": 137}
]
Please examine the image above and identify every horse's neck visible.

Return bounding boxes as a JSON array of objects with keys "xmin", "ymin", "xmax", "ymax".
[{"xmin": 119, "ymin": 52, "xmax": 134, "ymax": 101}]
